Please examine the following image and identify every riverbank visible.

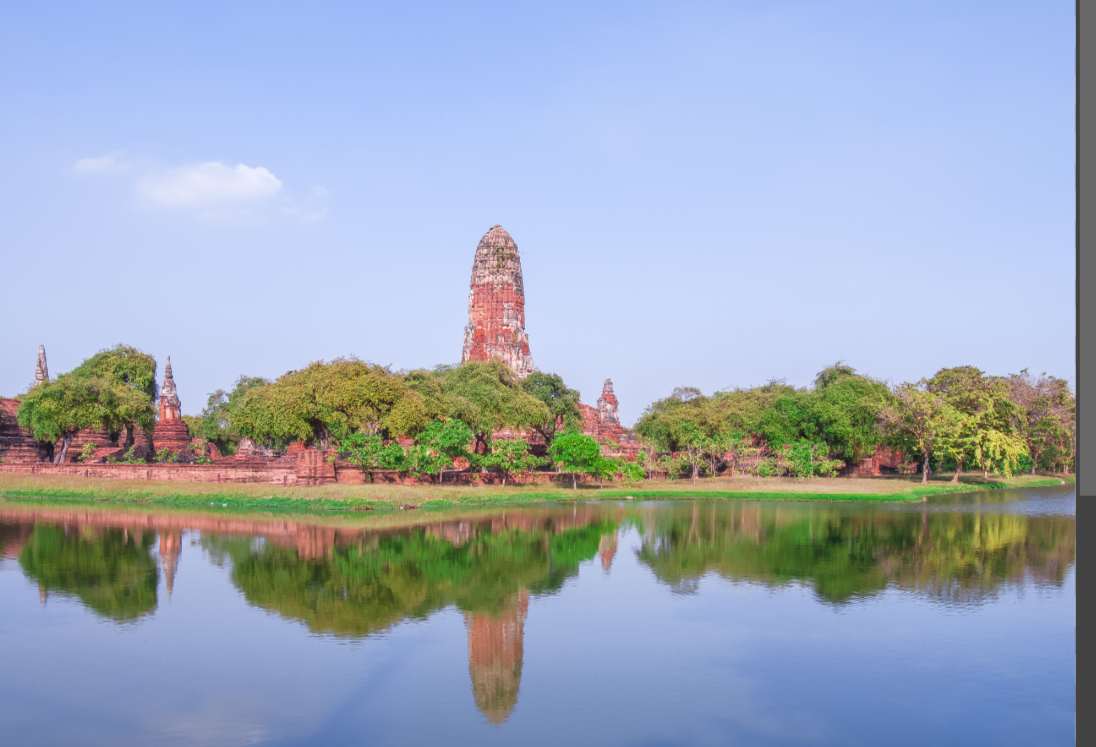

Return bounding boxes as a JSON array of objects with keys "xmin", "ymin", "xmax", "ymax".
[{"xmin": 0, "ymin": 473, "xmax": 1071, "ymax": 517}]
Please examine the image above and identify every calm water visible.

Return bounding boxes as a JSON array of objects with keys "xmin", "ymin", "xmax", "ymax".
[{"xmin": 0, "ymin": 487, "xmax": 1076, "ymax": 746}]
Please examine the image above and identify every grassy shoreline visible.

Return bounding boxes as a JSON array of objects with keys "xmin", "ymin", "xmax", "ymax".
[{"xmin": 0, "ymin": 473, "xmax": 1072, "ymax": 518}]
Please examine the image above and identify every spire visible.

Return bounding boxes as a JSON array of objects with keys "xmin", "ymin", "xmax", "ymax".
[
  {"xmin": 461, "ymin": 225, "xmax": 534, "ymax": 378},
  {"xmin": 158, "ymin": 356, "xmax": 181, "ymax": 422},
  {"xmin": 597, "ymin": 378, "xmax": 620, "ymax": 427},
  {"xmin": 34, "ymin": 345, "xmax": 48, "ymax": 384}
]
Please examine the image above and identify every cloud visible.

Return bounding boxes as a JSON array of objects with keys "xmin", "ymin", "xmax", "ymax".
[
  {"xmin": 72, "ymin": 153, "xmax": 325, "ymax": 222},
  {"xmin": 138, "ymin": 162, "xmax": 283, "ymax": 208},
  {"xmin": 73, "ymin": 153, "xmax": 127, "ymax": 174}
]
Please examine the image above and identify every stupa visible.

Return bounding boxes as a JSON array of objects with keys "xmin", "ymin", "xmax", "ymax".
[{"xmin": 461, "ymin": 225, "xmax": 534, "ymax": 378}]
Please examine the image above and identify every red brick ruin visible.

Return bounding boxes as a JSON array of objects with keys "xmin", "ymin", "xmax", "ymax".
[
  {"xmin": 461, "ymin": 225, "xmax": 535, "ymax": 378},
  {"xmin": 151, "ymin": 357, "xmax": 191, "ymax": 456}
]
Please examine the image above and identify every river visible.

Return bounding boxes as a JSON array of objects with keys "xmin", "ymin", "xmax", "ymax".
[{"xmin": 0, "ymin": 486, "xmax": 1076, "ymax": 746}]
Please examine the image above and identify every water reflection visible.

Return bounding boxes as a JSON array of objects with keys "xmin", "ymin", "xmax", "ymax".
[
  {"xmin": 633, "ymin": 501, "xmax": 1075, "ymax": 604},
  {"xmin": 0, "ymin": 493, "xmax": 1076, "ymax": 729}
]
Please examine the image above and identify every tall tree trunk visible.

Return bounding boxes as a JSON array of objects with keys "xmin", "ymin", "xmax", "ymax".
[
  {"xmin": 951, "ymin": 461, "xmax": 962, "ymax": 483},
  {"xmin": 691, "ymin": 461, "xmax": 699, "ymax": 482},
  {"xmin": 572, "ymin": 473, "xmax": 577, "ymax": 490},
  {"xmin": 55, "ymin": 434, "xmax": 72, "ymax": 465},
  {"xmin": 921, "ymin": 450, "xmax": 930, "ymax": 484}
]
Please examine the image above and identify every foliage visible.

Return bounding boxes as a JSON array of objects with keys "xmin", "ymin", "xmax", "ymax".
[
  {"xmin": 188, "ymin": 375, "xmax": 268, "ymax": 455},
  {"xmin": 408, "ymin": 362, "xmax": 551, "ymax": 453},
  {"xmin": 520, "ymin": 371, "xmax": 582, "ymax": 441},
  {"xmin": 77, "ymin": 442, "xmax": 98, "ymax": 463},
  {"xmin": 230, "ymin": 359, "xmax": 426, "ymax": 448},
  {"xmin": 548, "ymin": 430, "xmax": 603, "ymax": 488},
  {"xmin": 481, "ymin": 439, "xmax": 544, "ymax": 485}
]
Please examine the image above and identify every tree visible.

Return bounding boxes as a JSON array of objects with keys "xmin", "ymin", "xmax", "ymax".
[
  {"xmin": 230, "ymin": 359, "xmax": 425, "ymax": 448},
  {"xmin": 934, "ymin": 409, "xmax": 975, "ymax": 482},
  {"xmin": 414, "ymin": 419, "xmax": 474, "ymax": 483},
  {"xmin": 1007, "ymin": 370, "xmax": 1075, "ymax": 473},
  {"xmin": 882, "ymin": 383, "xmax": 958, "ymax": 483},
  {"xmin": 481, "ymin": 439, "xmax": 543, "ymax": 485},
  {"xmin": 972, "ymin": 428, "xmax": 1027, "ymax": 478},
  {"xmin": 187, "ymin": 375, "xmax": 268, "ymax": 455},
  {"xmin": 412, "ymin": 362, "xmax": 550, "ymax": 453},
  {"xmin": 809, "ymin": 365, "xmax": 892, "ymax": 463},
  {"xmin": 17, "ymin": 346, "xmax": 157, "ymax": 464},
  {"xmin": 521, "ymin": 371, "xmax": 581, "ymax": 442},
  {"xmin": 548, "ymin": 431, "xmax": 603, "ymax": 489},
  {"xmin": 339, "ymin": 432, "xmax": 386, "ymax": 479}
]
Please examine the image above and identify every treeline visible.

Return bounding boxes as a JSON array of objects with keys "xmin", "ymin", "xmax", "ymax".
[
  {"xmin": 185, "ymin": 357, "xmax": 638, "ymax": 484},
  {"xmin": 13, "ymin": 345, "xmax": 1074, "ymax": 483},
  {"xmin": 636, "ymin": 363, "xmax": 1075, "ymax": 481}
]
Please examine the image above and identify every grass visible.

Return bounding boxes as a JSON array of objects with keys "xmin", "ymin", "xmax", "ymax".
[{"xmin": 0, "ymin": 472, "xmax": 1072, "ymax": 518}]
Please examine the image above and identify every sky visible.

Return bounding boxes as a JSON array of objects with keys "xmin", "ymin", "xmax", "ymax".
[{"xmin": 0, "ymin": 1, "xmax": 1074, "ymax": 425}]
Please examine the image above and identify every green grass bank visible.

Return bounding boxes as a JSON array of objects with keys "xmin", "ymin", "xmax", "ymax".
[{"xmin": 0, "ymin": 473, "xmax": 1072, "ymax": 518}]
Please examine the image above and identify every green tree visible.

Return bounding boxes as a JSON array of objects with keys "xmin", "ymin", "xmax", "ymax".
[
  {"xmin": 481, "ymin": 438, "xmax": 543, "ymax": 485},
  {"xmin": 231, "ymin": 359, "xmax": 426, "ymax": 448},
  {"xmin": 18, "ymin": 372, "xmax": 154, "ymax": 464},
  {"xmin": 882, "ymin": 383, "xmax": 958, "ymax": 483},
  {"xmin": 187, "ymin": 375, "xmax": 268, "ymax": 455},
  {"xmin": 412, "ymin": 362, "xmax": 551, "ymax": 453},
  {"xmin": 414, "ymin": 419, "xmax": 474, "ymax": 483},
  {"xmin": 548, "ymin": 430, "xmax": 603, "ymax": 489},
  {"xmin": 521, "ymin": 371, "xmax": 582, "ymax": 442}
]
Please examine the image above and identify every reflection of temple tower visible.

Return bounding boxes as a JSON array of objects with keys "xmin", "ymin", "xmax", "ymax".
[
  {"xmin": 158, "ymin": 530, "xmax": 182, "ymax": 596},
  {"xmin": 465, "ymin": 590, "xmax": 529, "ymax": 724},
  {"xmin": 598, "ymin": 531, "xmax": 618, "ymax": 573}
]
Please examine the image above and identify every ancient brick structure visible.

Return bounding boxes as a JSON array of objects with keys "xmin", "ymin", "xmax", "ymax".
[
  {"xmin": 34, "ymin": 344, "xmax": 48, "ymax": 385},
  {"xmin": 848, "ymin": 445, "xmax": 915, "ymax": 477},
  {"xmin": 0, "ymin": 398, "xmax": 49, "ymax": 464},
  {"xmin": 465, "ymin": 589, "xmax": 529, "ymax": 724},
  {"xmin": 152, "ymin": 357, "xmax": 192, "ymax": 456},
  {"xmin": 461, "ymin": 225, "xmax": 534, "ymax": 378},
  {"xmin": 577, "ymin": 378, "xmax": 641, "ymax": 458},
  {"xmin": 1, "ymin": 347, "xmax": 52, "ymax": 464}
]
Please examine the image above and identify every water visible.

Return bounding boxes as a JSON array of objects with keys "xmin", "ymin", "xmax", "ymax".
[{"xmin": 0, "ymin": 487, "xmax": 1075, "ymax": 746}]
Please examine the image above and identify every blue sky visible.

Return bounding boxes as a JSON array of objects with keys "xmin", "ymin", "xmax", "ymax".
[{"xmin": 0, "ymin": 1, "xmax": 1074, "ymax": 424}]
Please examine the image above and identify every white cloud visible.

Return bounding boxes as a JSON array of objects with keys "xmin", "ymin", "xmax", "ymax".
[
  {"xmin": 72, "ymin": 153, "xmax": 324, "ymax": 222},
  {"xmin": 138, "ymin": 161, "xmax": 283, "ymax": 208},
  {"xmin": 73, "ymin": 153, "xmax": 127, "ymax": 173}
]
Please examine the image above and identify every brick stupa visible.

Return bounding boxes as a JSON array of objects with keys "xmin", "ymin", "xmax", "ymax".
[
  {"xmin": 152, "ymin": 357, "xmax": 191, "ymax": 456},
  {"xmin": 461, "ymin": 225, "xmax": 534, "ymax": 378},
  {"xmin": 0, "ymin": 346, "xmax": 51, "ymax": 464}
]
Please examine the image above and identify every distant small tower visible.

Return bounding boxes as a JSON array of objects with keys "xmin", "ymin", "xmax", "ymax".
[
  {"xmin": 596, "ymin": 378, "xmax": 620, "ymax": 428},
  {"xmin": 158, "ymin": 357, "xmax": 182, "ymax": 422},
  {"xmin": 34, "ymin": 345, "xmax": 48, "ymax": 385},
  {"xmin": 152, "ymin": 356, "xmax": 191, "ymax": 456}
]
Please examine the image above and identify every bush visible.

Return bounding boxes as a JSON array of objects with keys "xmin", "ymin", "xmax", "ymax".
[
  {"xmin": 756, "ymin": 458, "xmax": 782, "ymax": 477},
  {"xmin": 78, "ymin": 442, "xmax": 98, "ymax": 463}
]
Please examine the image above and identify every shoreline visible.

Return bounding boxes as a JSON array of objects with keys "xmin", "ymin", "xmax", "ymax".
[{"xmin": 0, "ymin": 473, "xmax": 1072, "ymax": 519}]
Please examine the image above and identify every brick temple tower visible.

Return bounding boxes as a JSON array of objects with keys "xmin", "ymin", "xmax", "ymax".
[
  {"xmin": 152, "ymin": 357, "xmax": 191, "ymax": 455},
  {"xmin": 34, "ymin": 345, "xmax": 48, "ymax": 385},
  {"xmin": 461, "ymin": 225, "xmax": 534, "ymax": 378}
]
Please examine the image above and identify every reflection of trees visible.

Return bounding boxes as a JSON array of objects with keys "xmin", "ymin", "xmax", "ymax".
[
  {"xmin": 218, "ymin": 517, "xmax": 616, "ymax": 637},
  {"xmin": 18, "ymin": 525, "xmax": 159, "ymax": 621},
  {"xmin": 636, "ymin": 503, "xmax": 1075, "ymax": 604}
]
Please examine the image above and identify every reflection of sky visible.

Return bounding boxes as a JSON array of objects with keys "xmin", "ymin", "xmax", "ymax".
[{"xmin": 0, "ymin": 498, "xmax": 1076, "ymax": 747}]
